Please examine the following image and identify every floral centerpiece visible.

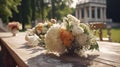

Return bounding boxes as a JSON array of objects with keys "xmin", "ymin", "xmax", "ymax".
[
  {"xmin": 8, "ymin": 21, "xmax": 22, "ymax": 36},
  {"xmin": 25, "ymin": 21, "xmax": 55, "ymax": 47},
  {"xmin": 45, "ymin": 15, "xmax": 99, "ymax": 57}
]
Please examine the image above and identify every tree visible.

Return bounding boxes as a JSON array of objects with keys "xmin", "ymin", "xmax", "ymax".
[
  {"xmin": 18, "ymin": 0, "xmax": 32, "ymax": 30},
  {"xmin": 0, "ymin": 0, "xmax": 21, "ymax": 23},
  {"xmin": 35, "ymin": 0, "xmax": 51, "ymax": 21},
  {"xmin": 35, "ymin": 0, "xmax": 74, "ymax": 21},
  {"xmin": 31, "ymin": 0, "xmax": 36, "ymax": 27},
  {"xmin": 10, "ymin": 0, "xmax": 75, "ymax": 30},
  {"xmin": 11, "ymin": 0, "xmax": 35, "ymax": 30},
  {"xmin": 49, "ymin": 0, "xmax": 74, "ymax": 20}
]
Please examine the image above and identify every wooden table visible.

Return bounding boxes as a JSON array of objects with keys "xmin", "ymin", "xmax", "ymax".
[{"xmin": 0, "ymin": 32, "xmax": 120, "ymax": 67}]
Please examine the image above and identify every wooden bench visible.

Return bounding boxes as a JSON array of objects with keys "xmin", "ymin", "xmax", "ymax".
[{"xmin": 0, "ymin": 32, "xmax": 120, "ymax": 67}]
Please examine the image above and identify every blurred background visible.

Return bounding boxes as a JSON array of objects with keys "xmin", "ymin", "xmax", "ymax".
[{"xmin": 0, "ymin": 0, "xmax": 120, "ymax": 43}]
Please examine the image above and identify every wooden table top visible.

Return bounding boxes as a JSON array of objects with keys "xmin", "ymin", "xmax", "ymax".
[{"xmin": 0, "ymin": 32, "xmax": 120, "ymax": 67}]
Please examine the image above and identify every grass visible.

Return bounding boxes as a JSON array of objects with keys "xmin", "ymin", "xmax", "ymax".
[{"xmin": 96, "ymin": 28, "xmax": 120, "ymax": 43}]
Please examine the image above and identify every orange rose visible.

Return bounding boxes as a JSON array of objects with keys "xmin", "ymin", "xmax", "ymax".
[
  {"xmin": 47, "ymin": 22, "xmax": 53, "ymax": 28},
  {"xmin": 60, "ymin": 29, "xmax": 74, "ymax": 47},
  {"xmin": 36, "ymin": 23, "xmax": 43, "ymax": 31}
]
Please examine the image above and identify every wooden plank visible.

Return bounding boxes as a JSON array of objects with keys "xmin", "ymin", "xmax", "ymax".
[
  {"xmin": 0, "ymin": 32, "xmax": 45, "ymax": 67},
  {"xmin": 0, "ymin": 39, "xmax": 17, "ymax": 67},
  {"xmin": 0, "ymin": 32, "xmax": 120, "ymax": 67}
]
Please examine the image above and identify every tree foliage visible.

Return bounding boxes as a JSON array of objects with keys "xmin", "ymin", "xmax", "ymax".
[
  {"xmin": 11, "ymin": 0, "xmax": 33, "ymax": 30},
  {"xmin": 55, "ymin": 0, "xmax": 74, "ymax": 20},
  {"xmin": 0, "ymin": 0, "xmax": 21, "ymax": 23},
  {"xmin": 0, "ymin": 0, "xmax": 74, "ymax": 30},
  {"xmin": 19, "ymin": 0, "xmax": 32, "ymax": 30},
  {"xmin": 49, "ymin": 0, "xmax": 74, "ymax": 20}
]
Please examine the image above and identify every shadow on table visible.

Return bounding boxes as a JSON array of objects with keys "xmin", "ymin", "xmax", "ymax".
[
  {"xmin": 27, "ymin": 53, "xmax": 99, "ymax": 67},
  {"xmin": 18, "ymin": 42, "xmax": 45, "ymax": 54}
]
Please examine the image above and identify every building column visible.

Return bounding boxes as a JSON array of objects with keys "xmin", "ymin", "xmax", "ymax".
[
  {"xmin": 79, "ymin": 8, "xmax": 82, "ymax": 19},
  {"xmin": 103, "ymin": 7, "xmax": 106, "ymax": 21},
  {"xmin": 100, "ymin": 7, "xmax": 103, "ymax": 20},
  {"xmin": 95, "ymin": 7, "xmax": 98, "ymax": 21},
  {"xmin": 84, "ymin": 7, "xmax": 88, "ymax": 23},
  {"xmin": 84, "ymin": 7, "xmax": 86, "ymax": 19},
  {"xmin": 89, "ymin": 6, "xmax": 92, "ymax": 19}
]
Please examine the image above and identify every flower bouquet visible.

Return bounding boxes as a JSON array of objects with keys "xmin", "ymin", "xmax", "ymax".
[
  {"xmin": 25, "ymin": 21, "xmax": 54, "ymax": 47},
  {"xmin": 45, "ymin": 15, "xmax": 99, "ymax": 57},
  {"xmin": 8, "ymin": 21, "xmax": 22, "ymax": 36}
]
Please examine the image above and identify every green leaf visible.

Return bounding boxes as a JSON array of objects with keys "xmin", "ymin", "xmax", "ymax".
[
  {"xmin": 0, "ymin": 0, "xmax": 21, "ymax": 23},
  {"xmin": 89, "ymin": 43, "xmax": 99, "ymax": 51}
]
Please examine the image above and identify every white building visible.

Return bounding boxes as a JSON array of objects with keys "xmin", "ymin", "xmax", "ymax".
[{"xmin": 75, "ymin": 0, "xmax": 112, "ymax": 23}]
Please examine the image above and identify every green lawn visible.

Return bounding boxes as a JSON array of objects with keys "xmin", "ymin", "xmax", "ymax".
[{"xmin": 96, "ymin": 28, "xmax": 120, "ymax": 43}]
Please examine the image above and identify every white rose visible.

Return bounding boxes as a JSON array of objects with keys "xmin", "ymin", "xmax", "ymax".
[
  {"xmin": 72, "ymin": 25, "xmax": 84, "ymax": 36},
  {"xmin": 45, "ymin": 24, "xmax": 66, "ymax": 54},
  {"xmin": 26, "ymin": 34, "xmax": 40, "ymax": 47}
]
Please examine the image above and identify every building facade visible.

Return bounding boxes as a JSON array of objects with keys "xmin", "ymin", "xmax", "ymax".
[{"xmin": 76, "ymin": 0, "xmax": 112, "ymax": 23}]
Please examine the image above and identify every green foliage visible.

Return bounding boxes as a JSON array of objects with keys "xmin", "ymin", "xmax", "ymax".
[
  {"xmin": 6, "ymin": 0, "xmax": 74, "ymax": 29},
  {"xmin": 51, "ymin": 0, "xmax": 74, "ymax": 20},
  {"xmin": 89, "ymin": 42, "xmax": 99, "ymax": 50},
  {"xmin": 35, "ymin": 0, "xmax": 74, "ymax": 20},
  {"xmin": 22, "ymin": 0, "xmax": 32, "ymax": 23},
  {"xmin": 16, "ymin": 0, "xmax": 33, "ymax": 30},
  {"xmin": 0, "ymin": 0, "xmax": 21, "ymax": 23},
  {"xmin": 80, "ymin": 23, "xmax": 91, "ymax": 35},
  {"xmin": 55, "ymin": 1, "xmax": 73, "ymax": 20}
]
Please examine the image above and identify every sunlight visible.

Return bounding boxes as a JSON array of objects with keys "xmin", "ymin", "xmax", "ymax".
[{"xmin": 100, "ymin": 47, "xmax": 120, "ymax": 55}]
